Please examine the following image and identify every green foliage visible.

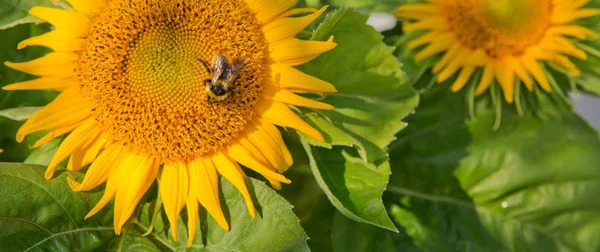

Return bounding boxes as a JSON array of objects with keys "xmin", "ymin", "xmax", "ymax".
[
  {"xmin": 0, "ymin": 163, "xmax": 309, "ymax": 251},
  {"xmin": 119, "ymin": 178, "xmax": 309, "ymax": 251},
  {"xmin": 297, "ymin": 8, "xmax": 417, "ymax": 231},
  {"xmin": 0, "ymin": 23, "xmax": 56, "ymax": 162},
  {"xmin": 0, "ymin": 0, "xmax": 59, "ymax": 30},
  {"xmin": 0, "ymin": 164, "xmax": 114, "ymax": 251},
  {"xmin": 387, "ymin": 87, "xmax": 600, "ymax": 251}
]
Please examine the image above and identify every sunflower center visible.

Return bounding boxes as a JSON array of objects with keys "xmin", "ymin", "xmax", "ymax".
[
  {"xmin": 78, "ymin": 0, "xmax": 268, "ymax": 162},
  {"xmin": 446, "ymin": 0, "xmax": 552, "ymax": 58}
]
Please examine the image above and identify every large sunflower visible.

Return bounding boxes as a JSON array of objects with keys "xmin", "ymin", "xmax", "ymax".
[
  {"xmin": 396, "ymin": 0, "xmax": 598, "ymax": 103},
  {"xmin": 4, "ymin": 0, "xmax": 336, "ymax": 244}
]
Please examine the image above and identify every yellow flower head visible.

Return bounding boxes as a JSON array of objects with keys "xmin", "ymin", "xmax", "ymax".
[
  {"xmin": 4, "ymin": 0, "xmax": 336, "ymax": 245},
  {"xmin": 396, "ymin": 0, "xmax": 598, "ymax": 103}
]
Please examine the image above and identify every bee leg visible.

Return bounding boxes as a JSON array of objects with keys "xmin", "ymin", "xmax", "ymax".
[{"xmin": 198, "ymin": 59, "xmax": 212, "ymax": 74}]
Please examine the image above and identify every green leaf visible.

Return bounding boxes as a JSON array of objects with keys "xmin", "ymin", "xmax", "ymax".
[
  {"xmin": 323, "ymin": 0, "xmax": 402, "ymax": 13},
  {"xmin": 0, "ymin": 163, "xmax": 115, "ymax": 251},
  {"xmin": 303, "ymin": 142, "xmax": 398, "ymax": 232},
  {"xmin": 299, "ymin": 7, "xmax": 418, "ymax": 162},
  {"xmin": 0, "ymin": 0, "xmax": 59, "ymax": 30},
  {"xmin": 388, "ymin": 88, "xmax": 600, "ymax": 251},
  {"xmin": 120, "ymin": 178, "xmax": 309, "ymax": 251},
  {"xmin": 295, "ymin": 8, "xmax": 417, "ymax": 232},
  {"xmin": 0, "ymin": 106, "xmax": 41, "ymax": 121}
]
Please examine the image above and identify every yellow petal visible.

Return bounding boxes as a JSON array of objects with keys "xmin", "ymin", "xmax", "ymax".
[
  {"xmin": 185, "ymin": 194, "xmax": 199, "ymax": 247},
  {"xmin": 271, "ymin": 64, "xmax": 337, "ymax": 95},
  {"xmin": 46, "ymin": 118, "xmax": 100, "ymax": 179},
  {"xmin": 18, "ymin": 30, "xmax": 83, "ymax": 52},
  {"xmin": 436, "ymin": 53, "xmax": 467, "ymax": 83},
  {"xmin": 33, "ymin": 122, "xmax": 82, "ymax": 148},
  {"xmin": 3, "ymin": 76, "xmax": 78, "ymax": 91},
  {"xmin": 113, "ymin": 154, "xmax": 159, "ymax": 234},
  {"xmin": 553, "ymin": 9, "xmax": 598, "ymax": 24},
  {"xmin": 547, "ymin": 25, "xmax": 597, "ymax": 40},
  {"xmin": 415, "ymin": 33, "xmax": 456, "ymax": 62},
  {"xmin": 475, "ymin": 64, "xmax": 495, "ymax": 95},
  {"xmin": 159, "ymin": 162, "xmax": 189, "ymax": 241},
  {"xmin": 86, "ymin": 149, "xmax": 130, "ymax": 219},
  {"xmin": 506, "ymin": 57, "xmax": 534, "ymax": 91},
  {"xmin": 263, "ymin": 6, "xmax": 327, "ymax": 44},
  {"xmin": 270, "ymin": 37, "xmax": 337, "ymax": 66},
  {"xmin": 450, "ymin": 66, "xmax": 476, "ymax": 92},
  {"xmin": 189, "ymin": 157, "xmax": 229, "ymax": 231},
  {"xmin": 246, "ymin": 123, "xmax": 289, "ymax": 172},
  {"xmin": 226, "ymin": 142, "xmax": 291, "ymax": 184},
  {"xmin": 396, "ymin": 4, "xmax": 443, "ymax": 19},
  {"xmin": 521, "ymin": 58, "xmax": 551, "ymax": 92},
  {"xmin": 495, "ymin": 63, "xmax": 516, "ymax": 103},
  {"xmin": 68, "ymin": 144, "xmax": 127, "ymax": 191},
  {"xmin": 67, "ymin": 133, "xmax": 107, "ymax": 172},
  {"xmin": 408, "ymin": 31, "xmax": 443, "ymax": 49},
  {"xmin": 264, "ymin": 87, "xmax": 333, "ymax": 110},
  {"xmin": 29, "ymin": 7, "xmax": 90, "ymax": 36},
  {"xmin": 403, "ymin": 17, "xmax": 448, "ymax": 32},
  {"xmin": 258, "ymin": 101, "xmax": 324, "ymax": 141},
  {"xmin": 260, "ymin": 120, "xmax": 293, "ymax": 168},
  {"xmin": 245, "ymin": 0, "xmax": 296, "ymax": 24},
  {"xmin": 431, "ymin": 43, "xmax": 460, "ymax": 72},
  {"xmin": 17, "ymin": 87, "xmax": 90, "ymax": 142},
  {"xmin": 5, "ymin": 52, "xmax": 77, "ymax": 78},
  {"xmin": 212, "ymin": 152, "xmax": 256, "ymax": 218}
]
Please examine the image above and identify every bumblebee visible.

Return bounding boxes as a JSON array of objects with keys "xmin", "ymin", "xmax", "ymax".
[{"xmin": 199, "ymin": 53, "xmax": 245, "ymax": 102}]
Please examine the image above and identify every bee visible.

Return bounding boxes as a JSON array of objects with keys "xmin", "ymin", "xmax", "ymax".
[{"xmin": 199, "ymin": 53, "xmax": 245, "ymax": 102}]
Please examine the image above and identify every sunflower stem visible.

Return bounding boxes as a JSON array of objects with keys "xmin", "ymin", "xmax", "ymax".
[{"xmin": 142, "ymin": 196, "xmax": 163, "ymax": 237}]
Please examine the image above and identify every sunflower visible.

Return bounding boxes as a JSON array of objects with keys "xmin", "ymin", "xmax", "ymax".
[
  {"xmin": 4, "ymin": 0, "xmax": 336, "ymax": 245},
  {"xmin": 396, "ymin": 0, "xmax": 598, "ymax": 103}
]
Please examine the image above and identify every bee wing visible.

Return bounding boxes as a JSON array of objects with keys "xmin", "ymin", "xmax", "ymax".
[
  {"xmin": 222, "ymin": 58, "xmax": 245, "ymax": 89},
  {"xmin": 211, "ymin": 53, "xmax": 228, "ymax": 84}
]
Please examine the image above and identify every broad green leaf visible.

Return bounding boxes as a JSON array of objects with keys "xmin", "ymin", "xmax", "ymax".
[
  {"xmin": 388, "ymin": 87, "xmax": 600, "ymax": 251},
  {"xmin": 298, "ymin": 7, "xmax": 418, "ymax": 163},
  {"xmin": 0, "ymin": 0, "xmax": 60, "ymax": 30},
  {"xmin": 0, "ymin": 106, "xmax": 41, "ymax": 121},
  {"xmin": 120, "ymin": 178, "xmax": 309, "ymax": 251},
  {"xmin": 303, "ymin": 142, "xmax": 398, "ymax": 231},
  {"xmin": 0, "ymin": 163, "xmax": 115, "ymax": 251},
  {"xmin": 295, "ymin": 8, "xmax": 417, "ymax": 231}
]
